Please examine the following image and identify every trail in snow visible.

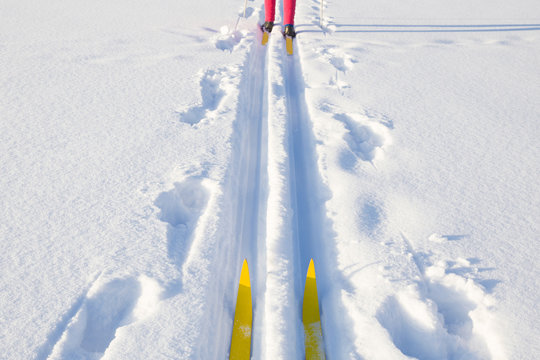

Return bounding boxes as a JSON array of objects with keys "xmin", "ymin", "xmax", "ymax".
[
  {"xmin": 282, "ymin": 38, "xmax": 350, "ymax": 358},
  {"xmin": 226, "ymin": 29, "xmax": 269, "ymax": 358},
  {"xmin": 284, "ymin": 41, "xmax": 330, "ymax": 353},
  {"xmin": 166, "ymin": 21, "xmax": 270, "ymax": 358},
  {"xmin": 252, "ymin": 17, "xmax": 357, "ymax": 358}
]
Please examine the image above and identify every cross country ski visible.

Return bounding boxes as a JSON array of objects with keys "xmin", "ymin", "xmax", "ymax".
[
  {"xmin": 303, "ymin": 259, "xmax": 325, "ymax": 359},
  {"xmin": 229, "ymin": 259, "xmax": 253, "ymax": 359}
]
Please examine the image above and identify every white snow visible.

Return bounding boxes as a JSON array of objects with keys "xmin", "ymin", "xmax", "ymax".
[{"xmin": 1, "ymin": 0, "xmax": 539, "ymax": 359}]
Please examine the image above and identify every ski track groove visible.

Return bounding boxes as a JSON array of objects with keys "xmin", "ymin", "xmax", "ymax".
[
  {"xmin": 254, "ymin": 24, "xmax": 353, "ymax": 358},
  {"xmin": 193, "ymin": 26, "xmax": 270, "ymax": 359},
  {"xmin": 228, "ymin": 32, "xmax": 269, "ymax": 359},
  {"xmin": 278, "ymin": 34, "xmax": 349, "ymax": 358},
  {"xmin": 283, "ymin": 43, "xmax": 334, "ymax": 358}
]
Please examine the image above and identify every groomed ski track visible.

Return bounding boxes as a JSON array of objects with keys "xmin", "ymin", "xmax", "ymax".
[
  {"xmin": 221, "ymin": 21, "xmax": 346, "ymax": 358},
  {"xmin": 282, "ymin": 39, "xmax": 340, "ymax": 359},
  {"xmin": 229, "ymin": 35, "xmax": 269, "ymax": 358},
  {"xmin": 221, "ymin": 30, "xmax": 269, "ymax": 359},
  {"xmin": 194, "ymin": 17, "xmax": 510, "ymax": 358},
  {"xmin": 270, "ymin": 31, "xmax": 345, "ymax": 358}
]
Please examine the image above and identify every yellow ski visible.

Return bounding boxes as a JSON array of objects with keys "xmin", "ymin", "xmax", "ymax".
[
  {"xmin": 302, "ymin": 259, "xmax": 325, "ymax": 359},
  {"xmin": 285, "ymin": 37, "xmax": 293, "ymax": 55},
  {"xmin": 262, "ymin": 31, "xmax": 269, "ymax": 46},
  {"xmin": 229, "ymin": 259, "xmax": 253, "ymax": 360}
]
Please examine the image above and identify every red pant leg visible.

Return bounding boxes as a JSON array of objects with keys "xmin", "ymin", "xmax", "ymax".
[
  {"xmin": 265, "ymin": 0, "xmax": 276, "ymax": 22},
  {"xmin": 284, "ymin": 0, "xmax": 296, "ymax": 25}
]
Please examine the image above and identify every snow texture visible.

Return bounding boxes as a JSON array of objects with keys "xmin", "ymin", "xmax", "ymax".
[{"xmin": 1, "ymin": 0, "xmax": 539, "ymax": 359}]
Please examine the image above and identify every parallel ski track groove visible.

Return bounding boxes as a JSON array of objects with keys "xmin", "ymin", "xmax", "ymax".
[
  {"xmin": 283, "ymin": 40, "xmax": 332, "ymax": 358},
  {"xmin": 228, "ymin": 32, "xmax": 269, "ymax": 359}
]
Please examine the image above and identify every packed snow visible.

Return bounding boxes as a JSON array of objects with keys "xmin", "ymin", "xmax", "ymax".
[{"xmin": 1, "ymin": 0, "xmax": 539, "ymax": 359}]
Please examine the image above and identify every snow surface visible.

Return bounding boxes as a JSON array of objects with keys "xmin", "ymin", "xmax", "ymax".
[{"xmin": 1, "ymin": 0, "xmax": 539, "ymax": 359}]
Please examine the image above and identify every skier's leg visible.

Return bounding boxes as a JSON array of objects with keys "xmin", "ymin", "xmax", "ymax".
[
  {"xmin": 283, "ymin": 0, "xmax": 296, "ymax": 25},
  {"xmin": 265, "ymin": 0, "xmax": 276, "ymax": 23},
  {"xmin": 283, "ymin": 0, "xmax": 296, "ymax": 39}
]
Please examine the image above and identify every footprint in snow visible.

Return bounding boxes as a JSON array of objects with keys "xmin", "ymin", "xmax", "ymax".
[
  {"xmin": 48, "ymin": 275, "xmax": 161, "ymax": 359},
  {"xmin": 177, "ymin": 69, "xmax": 225, "ymax": 125},
  {"xmin": 316, "ymin": 46, "xmax": 358, "ymax": 73},
  {"xmin": 155, "ymin": 177, "xmax": 211, "ymax": 293},
  {"xmin": 356, "ymin": 197, "xmax": 384, "ymax": 236},
  {"xmin": 333, "ymin": 112, "xmax": 392, "ymax": 168},
  {"xmin": 177, "ymin": 67, "xmax": 240, "ymax": 126},
  {"xmin": 376, "ymin": 290, "xmax": 450, "ymax": 359},
  {"xmin": 377, "ymin": 260, "xmax": 500, "ymax": 359}
]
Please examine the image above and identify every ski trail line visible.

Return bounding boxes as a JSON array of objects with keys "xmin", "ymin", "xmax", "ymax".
[
  {"xmin": 227, "ymin": 31, "xmax": 269, "ymax": 359},
  {"xmin": 182, "ymin": 29, "xmax": 269, "ymax": 358},
  {"xmin": 264, "ymin": 33, "xmax": 340, "ymax": 358},
  {"xmin": 283, "ymin": 42, "xmax": 341, "ymax": 358}
]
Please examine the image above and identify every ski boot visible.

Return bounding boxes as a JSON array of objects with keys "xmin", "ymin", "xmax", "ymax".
[
  {"xmin": 261, "ymin": 21, "xmax": 273, "ymax": 45},
  {"xmin": 283, "ymin": 24, "xmax": 296, "ymax": 38},
  {"xmin": 262, "ymin": 21, "xmax": 274, "ymax": 33},
  {"xmin": 283, "ymin": 24, "xmax": 296, "ymax": 55}
]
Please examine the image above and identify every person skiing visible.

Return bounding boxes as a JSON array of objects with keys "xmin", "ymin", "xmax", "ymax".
[{"xmin": 262, "ymin": 0, "xmax": 296, "ymax": 38}]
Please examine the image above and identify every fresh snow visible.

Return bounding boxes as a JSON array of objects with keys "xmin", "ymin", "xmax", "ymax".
[{"xmin": 1, "ymin": 0, "xmax": 539, "ymax": 359}]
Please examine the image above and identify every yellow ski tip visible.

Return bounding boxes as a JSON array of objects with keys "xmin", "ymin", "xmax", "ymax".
[
  {"xmin": 286, "ymin": 37, "xmax": 293, "ymax": 55},
  {"xmin": 262, "ymin": 31, "xmax": 269, "ymax": 46},
  {"xmin": 307, "ymin": 258, "xmax": 316, "ymax": 279},
  {"xmin": 303, "ymin": 259, "xmax": 325, "ymax": 359},
  {"xmin": 303, "ymin": 258, "xmax": 320, "ymax": 323},
  {"xmin": 239, "ymin": 259, "xmax": 251, "ymax": 287},
  {"xmin": 230, "ymin": 259, "xmax": 252, "ymax": 360}
]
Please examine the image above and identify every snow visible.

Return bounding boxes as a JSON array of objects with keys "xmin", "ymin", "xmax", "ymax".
[{"xmin": 1, "ymin": 0, "xmax": 539, "ymax": 359}]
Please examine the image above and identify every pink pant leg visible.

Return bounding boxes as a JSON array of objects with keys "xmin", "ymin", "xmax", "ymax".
[
  {"xmin": 265, "ymin": 0, "xmax": 295, "ymax": 25},
  {"xmin": 284, "ymin": 0, "xmax": 296, "ymax": 25},
  {"xmin": 265, "ymin": 0, "xmax": 276, "ymax": 22}
]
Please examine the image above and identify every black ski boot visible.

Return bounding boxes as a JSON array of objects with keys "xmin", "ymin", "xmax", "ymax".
[
  {"xmin": 283, "ymin": 24, "xmax": 296, "ymax": 38},
  {"xmin": 262, "ymin": 21, "xmax": 274, "ymax": 33}
]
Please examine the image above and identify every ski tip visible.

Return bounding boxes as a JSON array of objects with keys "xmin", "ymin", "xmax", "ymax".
[
  {"xmin": 307, "ymin": 258, "xmax": 316, "ymax": 279},
  {"xmin": 286, "ymin": 37, "xmax": 293, "ymax": 55},
  {"xmin": 230, "ymin": 258, "xmax": 253, "ymax": 359},
  {"xmin": 262, "ymin": 31, "xmax": 269, "ymax": 46},
  {"xmin": 240, "ymin": 259, "xmax": 251, "ymax": 287}
]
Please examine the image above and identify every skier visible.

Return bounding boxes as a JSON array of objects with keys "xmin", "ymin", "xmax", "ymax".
[{"xmin": 262, "ymin": 0, "xmax": 296, "ymax": 38}]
